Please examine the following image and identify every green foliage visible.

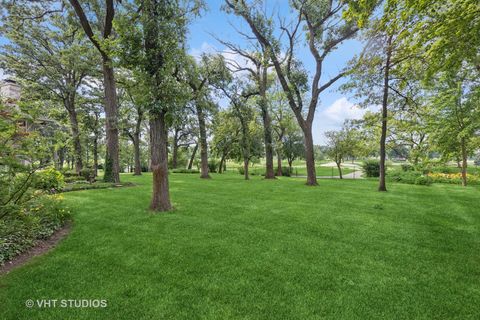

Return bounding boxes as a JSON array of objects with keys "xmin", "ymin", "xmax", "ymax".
[
  {"xmin": 103, "ymin": 157, "xmax": 114, "ymax": 183},
  {"xmin": 207, "ymin": 161, "xmax": 218, "ymax": 173},
  {"xmin": 32, "ymin": 168, "xmax": 65, "ymax": 192},
  {"xmin": 0, "ymin": 195, "xmax": 70, "ymax": 265},
  {"xmin": 275, "ymin": 166, "xmax": 292, "ymax": 177},
  {"xmin": 361, "ymin": 160, "xmax": 380, "ymax": 177},
  {"xmin": 80, "ymin": 168, "xmax": 96, "ymax": 183},
  {"xmin": 401, "ymin": 164, "xmax": 414, "ymax": 172},
  {"xmin": 237, "ymin": 166, "xmax": 245, "ymax": 175},
  {"xmin": 415, "ymin": 175, "xmax": 433, "ymax": 186}
]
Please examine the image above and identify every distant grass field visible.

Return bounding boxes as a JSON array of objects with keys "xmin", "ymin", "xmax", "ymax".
[{"xmin": 1, "ymin": 173, "xmax": 479, "ymax": 319}]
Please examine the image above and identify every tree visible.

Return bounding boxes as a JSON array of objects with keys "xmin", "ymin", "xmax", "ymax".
[
  {"xmin": 219, "ymin": 76, "xmax": 260, "ymax": 180},
  {"xmin": 343, "ymin": 1, "xmax": 420, "ymax": 191},
  {"xmin": 428, "ymin": 71, "xmax": 480, "ymax": 186},
  {"xmin": 0, "ymin": 6, "xmax": 94, "ymax": 174},
  {"xmin": 68, "ymin": 0, "xmax": 121, "ymax": 183},
  {"xmin": 224, "ymin": 0, "xmax": 376, "ymax": 185},
  {"xmin": 324, "ymin": 123, "xmax": 359, "ymax": 179},
  {"xmin": 269, "ymin": 81, "xmax": 298, "ymax": 176},
  {"xmin": 115, "ymin": 0, "xmax": 200, "ymax": 211},
  {"xmin": 212, "ymin": 110, "xmax": 241, "ymax": 173},
  {"xmin": 217, "ymin": 37, "xmax": 276, "ymax": 179},
  {"xmin": 282, "ymin": 131, "xmax": 303, "ymax": 174},
  {"xmin": 118, "ymin": 74, "xmax": 148, "ymax": 176},
  {"xmin": 184, "ymin": 54, "xmax": 227, "ymax": 178}
]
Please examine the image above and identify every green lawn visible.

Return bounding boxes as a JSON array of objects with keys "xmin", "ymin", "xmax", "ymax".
[{"xmin": 1, "ymin": 173, "xmax": 479, "ymax": 319}]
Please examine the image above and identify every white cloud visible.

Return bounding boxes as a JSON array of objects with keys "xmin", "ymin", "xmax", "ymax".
[
  {"xmin": 313, "ymin": 97, "xmax": 379, "ymax": 144},
  {"xmin": 321, "ymin": 97, "xmax": 368, "ymax": 126},
  {"xmin": 189, "ymin": 42, "xmax": 217, "ymax": 60}
]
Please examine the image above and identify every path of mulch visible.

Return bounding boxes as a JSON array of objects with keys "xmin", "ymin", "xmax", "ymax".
[{"xmin": 0, "ymin": 222, "xmax": 72, "ymax": 275}]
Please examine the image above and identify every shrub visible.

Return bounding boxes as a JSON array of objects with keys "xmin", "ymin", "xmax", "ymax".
[
  {"xmin": 401, "ymin": 164, "xmax": 414, "ymax": 172},
  {"xmin": 0, "ymin": 195, "xmax": 70, "ymax": 265},
  {"xmin": 275, "ymin": 166, "xmax": 292, "ymax": 177},
  {"xmin": 64, "ymin": 175, "xmax": 86, "ymax": 183},
  {"xmin": 362, "ymin": 160, "xmax": 380, "ymax": 177},
  {"xmin": 208, "ymin": 161, "xmax": 218, "ymax": 173},
  {"xmin": 388, "ymin": 170, "xmax": 421, "ymax": 184},
  {"xmin": 33, "ymin": 168, "xmax": 64, "ymax": 192},
  {"xmin": 429, "ymin": 172, "xmax": 480, "ymax": 185},
  {"xmin": 80, "ymin": 168, "xmax": 96, "ymax": 183},
  {"xmin": 238, "ymin": 167, "xmax": 244, "ymax": 175},
  {"xmin": 415, "ymin": 175, "xmax": 433, "ymax": 186},
  {"xmin": 172, "ymin": 168, "xmax": 200, "ymax": 174}
]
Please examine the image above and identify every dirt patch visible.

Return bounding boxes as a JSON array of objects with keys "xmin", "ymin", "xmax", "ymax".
[{"xmin": 0, "ymin": 222, "xmax": 72, "ymax": 275}]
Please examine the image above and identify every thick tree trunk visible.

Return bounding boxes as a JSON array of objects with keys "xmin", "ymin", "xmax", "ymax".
[
  {"xmin": 66, "ymin": 104, "xmax": 83, "ymax": 174},
  {"xmin": 188, "ymin": 144, "xmax": 198, "ymax": 170},
  {"xmin": 302, "ymin": 124, "xmax": 317, "ymax": 186},
  {"xmin": 102, "ymin": 60, "xmax": 120, "ymax": 183},
  {"xmin": 276, "ymin": 151, "xmax": 283, "ymax": 176},
  {"xmin": 133, "ymin": 134, "xmax": 142, "ymax": 175},
  {"xmin": 243, "ymin": 157, "xmax": 249, "ymax": 180},
  {"xmin": 196, "ymin": 104, "xmax": 210, "ymax": 179},
  {"xmin": 461, "ymin": 138, "xmax": 468, "ymax": 187},
  {"xmin": 379, "ymin": 35, "xmax": 392, "ymax": 192},
  {"xmin": 149, "ymin": 112, "xmax": 171, "ymax": 212}
]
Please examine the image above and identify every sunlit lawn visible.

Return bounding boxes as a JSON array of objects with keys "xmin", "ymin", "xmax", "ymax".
[{"xmin": 1, "ymin": 173, "xmax": 479, "ymax": 319}]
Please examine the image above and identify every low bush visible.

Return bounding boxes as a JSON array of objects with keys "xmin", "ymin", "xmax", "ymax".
[
  {"xmin": 80, "ymin": 168, "xmax": 96, "ymax": 183},
  {"xmin": 208, "ymin": 161, "xmax": 218, "ymax": 173},
  {"xmin": 0, "ymin": 195, "xmax": 71, "ymax": 265},
  {"xmin": 172, "ymin": 168, "xmax": 200, "ymax": 174},
  {"xmin": 389, "ymin": 170, "xmax": 422, "ymax": 184},
  {"xmin": 401, "ymin": 164, "xmax": 415, "ymax": 172},
  {"xmin": 238, "ymin": 167, "xmax": 244, "ymax": 175},
  {"xmin": 64, "ymin": 175, "xmax": 85, "ymax": 183},
  {"xmin": 275, "ymin": 166, "xmax": 292, "ymax": 177},
  {"xmin": 362, "ymin": 160, "xmax": 380, "ymax": 177},
  {"xmin": 33, "ymin": 167, "xmax": 65, "ymax": 192},
  {"xmin": 429, "ymin": 172, "xmax": 480, "ymax": 185},
  {"xmin": 415, "ymin": 175, "xmax": 433, "ymax": 186}
]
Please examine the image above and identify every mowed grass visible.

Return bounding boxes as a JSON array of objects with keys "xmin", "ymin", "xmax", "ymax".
[{"xmin": 1, "ymin": 173, "xmax": 479, "ymax": 319}]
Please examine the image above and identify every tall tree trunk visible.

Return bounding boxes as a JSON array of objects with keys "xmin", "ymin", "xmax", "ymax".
[
  {"xmin": 276, "ymin": 151, "xmax": 283, "ymax": 176},
  {"xmin": 461, "ymin": 138, "xmax": 468, "ymax": 187},
  {"xmin": 102, "ymin": 60, "xmax": 120, "ymax": 183},
  {"xmin": 66, "ymin": 106, "xmax": 83, "ymax": 175},
  {"xmin": 302, "ymin": 124, "xmax": 317, "ymax": 185},
  {"xmin": 172, "ymin": 128, "xmax": 179, "ymax": 169},
  {"xmin": 196, "ymin": 104, "xmax": 210, "ymax": 179},
  {"xmin": 188, "ymin": 144, "xmax": 198, "ymax": 170},
  {"xmin": 133, "ymin": 134, "xmax": 142, "ymax": 175},
  {"xmin": 150, "ymin": 111, "xmax": 171, "ymax": 212},
  {"xmin": 93, "ymin": 135, "xmax": 98, "ymax": 177},
  {"xmin": 259, "ymin": 70, "xmax": 275, "ymax": 179},
  {"xmin": 379, "ymin": 35, "xmax": 393, "ymax": 192}
]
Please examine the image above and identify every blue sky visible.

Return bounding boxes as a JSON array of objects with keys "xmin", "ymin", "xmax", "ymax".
[{"xmin": 188, "ymin": 0, "xmax": 371, "ymax": 144}]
